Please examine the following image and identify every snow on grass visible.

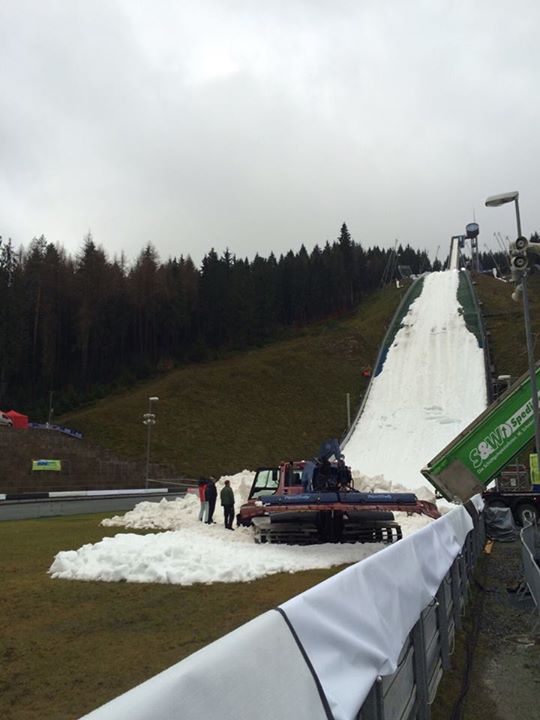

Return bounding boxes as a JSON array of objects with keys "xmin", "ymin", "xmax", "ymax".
[
  {"xmin": 49, "ymin": 470, "xmax": 439, "ymax": 586},
  {"xmin": 48, "ymin": 527, "xmax": 385, "ymax": 586}
]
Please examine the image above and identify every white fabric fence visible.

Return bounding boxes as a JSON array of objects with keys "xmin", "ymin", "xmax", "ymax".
[{"xmin": 81, "ymin": 501, "xmax": 482, "ymax": 720}]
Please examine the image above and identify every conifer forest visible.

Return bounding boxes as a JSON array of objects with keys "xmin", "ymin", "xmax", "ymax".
[{"xmin": 0, "ymin": 223, "xmax": 504, "ymax": 418}]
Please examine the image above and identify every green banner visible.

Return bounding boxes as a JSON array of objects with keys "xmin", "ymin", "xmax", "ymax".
[
  {"xmin": 32, "ymin": 459, "xmax": 62, "ymax": 472},
  {"xmin": 423, "ymin": 364, "xmax": 540, "ymax": 498}
]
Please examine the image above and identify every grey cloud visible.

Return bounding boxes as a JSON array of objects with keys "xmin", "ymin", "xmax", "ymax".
[{"xmin": 1, "ymin": 0, "xmax": 539, "ymax": 265}]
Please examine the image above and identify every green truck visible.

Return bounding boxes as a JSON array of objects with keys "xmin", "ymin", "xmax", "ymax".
[{"xmin": 422, "ymin": 363, "xmax": 540, "ymax": 524}]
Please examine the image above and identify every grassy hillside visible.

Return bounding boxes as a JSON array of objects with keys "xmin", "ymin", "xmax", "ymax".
[
  {"xmin": 57, "ymin": 271, "xmax": 540, "ymax": 480},
  {"xmin": 60, "ymin": 283, "xmax": 408, "ymax": 478},
  {"xmin": 473, "ymin": 271, "xmax": 540, "ymax": 381}
]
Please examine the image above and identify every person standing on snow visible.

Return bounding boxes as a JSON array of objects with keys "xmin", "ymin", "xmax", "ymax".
[
  {"xmin": 197, "ymin": 477, "xmax": 209, "ymax": 522},
  {"xmin": 220, "ymin": 479, "xmax": 235, "ymax": 530},
  {"xmin": 205, "ymin": 476, "xmax": 218, "ymax": 524}
]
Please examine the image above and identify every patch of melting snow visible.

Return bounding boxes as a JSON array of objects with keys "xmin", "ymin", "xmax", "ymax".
[{"xmin": 49, "ymin": 470, "xmax": 447, "ymax": 586}]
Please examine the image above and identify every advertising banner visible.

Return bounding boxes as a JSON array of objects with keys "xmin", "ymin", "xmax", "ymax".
[
  {"xmin": 29, "ymin": 422, "xmax": 83, "ymax": 439},
  {"xmin": 32, "ymin": 459, "xmax": 62, "ymax": 472},
  {"xmin": 423, "ymin": 364, "xmax": 540, "ymax": 500}
]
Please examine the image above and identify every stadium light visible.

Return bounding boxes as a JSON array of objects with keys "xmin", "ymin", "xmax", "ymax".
[
  {"xmin": 143, "ymin": 396, "xmax": 159, "ymax": 488},
  {"xmin": 485, "ymin": 191, "xmax": 540, "ymax": 458}
]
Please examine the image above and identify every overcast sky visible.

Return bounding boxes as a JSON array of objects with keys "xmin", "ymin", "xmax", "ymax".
[{"xmin": 1, "ymin": 0, "xmax": 539, "ymax": 267}]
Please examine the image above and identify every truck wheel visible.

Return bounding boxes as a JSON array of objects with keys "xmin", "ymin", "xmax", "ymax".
[{"xmin": 517, "ymin": 503, "xmax": 538, "ymax": 526}]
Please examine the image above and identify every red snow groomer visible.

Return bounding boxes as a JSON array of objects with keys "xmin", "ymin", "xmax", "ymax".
[{"xmin": 237, "ymin": 456, "xmax": 440, "ymax": 545}]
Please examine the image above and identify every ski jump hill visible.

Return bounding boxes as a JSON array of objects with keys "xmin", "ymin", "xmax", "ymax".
[
  {"xmin": 342, "ymin": 253, "xmax": 491, "ymax": 497},
  {"xmin": 77, "ymin": 235, "xmax": 490, "ymax": 720}
]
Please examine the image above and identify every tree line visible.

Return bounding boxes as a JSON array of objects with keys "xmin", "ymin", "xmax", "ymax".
[{"xmin": 0, "ymin": 224, "xmax": 431, "ymax": 417}]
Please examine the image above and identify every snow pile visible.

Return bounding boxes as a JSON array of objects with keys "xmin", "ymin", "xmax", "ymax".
[
  {"xmin": 101, "ymin": 471, "xmax": 254, "ymax": 530},
  {"xmin": 101, "ymin": 496, "xmax": 199, "ymax": 531},
  {"xmin": 48, "ymin": 527, "xmax": 386, "ymax": 585},
  {"xmin": 343, "ymin": 271, "xmax": 487, "ymax": 494},
  {"xmin": 352, "ymin": 471, "xmax": 437, "ymax": 502},
  {"xmin": 49, "ymin": 469, "xmax": 438, "ymax": 586}
]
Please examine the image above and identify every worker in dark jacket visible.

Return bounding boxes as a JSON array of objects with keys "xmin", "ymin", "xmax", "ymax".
[
  {"xmin": 204, "ymin": 477, "xmax": 218, "ymax": 524},
  {"xmin": 220, "ymin": 479, "xmax": 235, "ymax": 530}
]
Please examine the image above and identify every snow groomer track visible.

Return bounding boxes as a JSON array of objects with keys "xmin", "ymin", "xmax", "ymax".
[{"xmin": 342, "ymin": 269, "xmax": 489, "ymax": 495}]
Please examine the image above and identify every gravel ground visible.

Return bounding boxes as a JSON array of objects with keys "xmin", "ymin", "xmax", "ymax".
[{"xmin": 433, "ymin": 531, "xmax": 540, "ymax": 720}]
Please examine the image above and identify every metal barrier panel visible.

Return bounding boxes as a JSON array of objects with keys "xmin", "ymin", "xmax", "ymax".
[
  {"xmin": 521, "ymin": 523, "xmax": 538, "ymax": 556},
  {"xmin": 381, "ymin": 640, "xmax": 416, "ymax": 720},
  {"xmin": 441, "ymin": 571, "xmax": 455, "ymax": 641},
  {"xmin": 520, "ymin": 523, "xmax": 540, "ymax": 631},
  {"xmin": 435, "ymin": 582, "xmax": 451, "ymax": 671},
  {"xmin": 358, "ymin": 642, "xmax": 418, "ymax": 720},
  {"xmin": 423, "ymin": 601, "xmax": 443, "ymax": 704},
  {"xmin": 450, "ymin": 556, "xmax": 463, "ymax": 630},
  {"xmin": 359, "ymin": 510, "xmax": 483, "ymax": 719}
]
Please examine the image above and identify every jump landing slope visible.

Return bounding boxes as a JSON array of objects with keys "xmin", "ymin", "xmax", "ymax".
[{"xmin": 342, "ymin": 270, "xmax": 488, "ymax": 496}]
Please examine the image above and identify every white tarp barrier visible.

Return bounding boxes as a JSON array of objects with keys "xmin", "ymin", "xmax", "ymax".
[
  {"xmin": 279, "ymin": 505, "xmax": 473, "ymax": 720},
  {"xmin": 470, "ymin": 493, "xmax": 484, "ymax": 513},
  {"xmin": 80, "ymin": 610, "xmax": 329, "ymax": 720},
  {"xmin": 80, "ymin": 504, "xmax": 476, "ymax": 720}
]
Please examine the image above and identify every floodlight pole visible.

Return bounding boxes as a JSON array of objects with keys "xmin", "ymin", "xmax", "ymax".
[
  {"xmin": 519, "ymin": 275, "xmax": 540, "ymax": 455},
  {"xmin": 47, "ymin": 390, "xmax": 54, "ymax": 428},
  {"xmin": 143, "ymin": 396, "xmax": 159, "ymax": 489},
  {"xmin": 486, "ymin": 192, "xmax": 540, "ymax": 458},
  {"xmin": 145, "ymin": 415, "xmax": 152, "ymax": 489},
  {"xmin": 514, "ymin": 196, "xmax": 522, "ymax": 238}
]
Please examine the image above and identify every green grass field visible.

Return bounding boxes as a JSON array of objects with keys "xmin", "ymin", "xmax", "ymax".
[
  {"xmin": 474, "ymin": 272, "xmax": 540, "ymax": 381},
  {"xmin": 1, "ymin": 513, "xmax": 346, "ymax": 720}
]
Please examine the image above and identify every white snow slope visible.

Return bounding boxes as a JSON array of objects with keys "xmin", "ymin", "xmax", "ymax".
[{"xmin": 343, "ymin": 270, "xmax": 488, "ymax": 495}]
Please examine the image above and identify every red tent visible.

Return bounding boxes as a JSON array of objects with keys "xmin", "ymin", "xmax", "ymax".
[{"xmin": 5, "ymin": 410, "xmax": 29, "ymax": 429}]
